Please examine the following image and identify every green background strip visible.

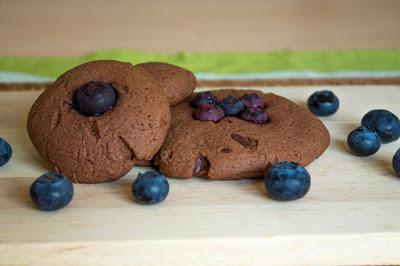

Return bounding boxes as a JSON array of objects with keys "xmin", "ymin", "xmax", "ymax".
[{"xmin": 0, "ymin": 50, "xmax": 400, "ymax": 78}]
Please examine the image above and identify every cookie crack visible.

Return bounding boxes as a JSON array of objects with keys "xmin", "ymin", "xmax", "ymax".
[
  {"xmin": 83, "ymin": 158, "xmax": 95, "ymax": 180},
  {"xmin": 52, "ymin": 110, "xmax": 62, "ymax": 131},
  {"xmin": 45, "ymin": 104, "xmax": 65, "ymax": 163},
  {"xmin": 80, "ymin": 132, "xmax": 96, "ymax": 179},
  {"xmin": 118, "ymin": 136, "xmax": 137, "ymax": 161},
  {"xmin": 90, "ymin": 120, "xmax": 101, "ymax": 139}
]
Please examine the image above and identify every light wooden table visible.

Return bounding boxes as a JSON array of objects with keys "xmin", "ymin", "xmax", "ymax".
[
  {"xmin": 1, "ymin": 0, "xmax": 400, "ymax": 56},
  {"xmin": 1, "ymin": 85, "xmax": 400, "ymax": 265}
]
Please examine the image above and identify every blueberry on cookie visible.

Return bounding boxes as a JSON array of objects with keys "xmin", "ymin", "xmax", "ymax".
[
  {"xmin": 156, "ymin": 89, "xmax": 329, "ymax": 180},
  {"xmin": 27, "ymin": 60, "xmax": 171, "ymax": 183}
]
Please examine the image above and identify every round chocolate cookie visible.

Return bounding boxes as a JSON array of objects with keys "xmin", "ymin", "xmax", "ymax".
[
  {"xmin": 133, "ymin": 62, "xmax": 196, "ymax": 106},
  {"xmin": 156, "ymin": 89, "xmax": 330, "ymax": 180},
  {"xmin": 28, "ymin": 60, "xmax": 171, "ymax": 183}
]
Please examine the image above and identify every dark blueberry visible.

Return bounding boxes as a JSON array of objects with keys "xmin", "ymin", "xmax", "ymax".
[
  {"xmin": 307, "ymin": 90, "xmax": 339, "ymax": 116},
  {"xmin": 361, "ymin": 109, "xmax": 400, "ymax": 144},
  {"xmin": 393, "ymin": 148, "xmax": 400, "ymax": 177},
  {"xmin": 73, "ymin": 81, "xmax": 117, "ymax": 116},
  {"xmin": 239, "ymin": 107, "xmax": 268, "ymax": 124},
  {"xmin": 263, "ymin": 161, "xmax": 311, "ymax": 201},
  {"xmin": 0, "ymin": 138, "xmax": 12, "ymax": 167},
  {"xmin": 347, "ymin": 126, "xmax": 381, "ymax": 156},
  {"xmin": 193, "ymin": 104, "xmax": 225, "ymax": 122},
  {"xmin": 217, "ymin": 95, "xmax": 245, "ymax": 116},
  {"xmin": 190, "ymin": 92, "xmax": 217, "ymax": 108},
  {"xmin": 30, "ymin": 172, "xmax": 74, "ymax": 211},
  {"xmin": 240, "ymin": 93, "xmax": 265, "ymax": 108},
  {"xmin": 132, "ymin": 171, "xmax": 169, "ymax": 205}
]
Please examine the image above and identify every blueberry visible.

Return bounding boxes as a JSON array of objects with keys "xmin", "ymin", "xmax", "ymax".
[
  {"xmin": 73, "ymin": 81, "xmax": 117, "ymax": 116},
  {"xmin": 361, "ymin": 109, "xmax": 400, "ymax": 144},
  {"xmin": 217, "ymin": 95, "xmax": 245, "ymax": 116},
  {"xmin": 190, "ymin": 92, "xmax": 217, "ymax": 108},
  {"xmin": 30, "ymin": 172, "xmax": 74, "ymax": 211},
  {"xmin": 347, "ymin": 126, "xmax": 381, "ymax": 156},
  {"xmin": 240, "ymin": 93, "xmax": 265, "ymax": 108},
  {"xmin": 239, "ymin": 107, "xmax": 268, "ymax": 124},
  {"xmin": 193, "ymin": 104, "xmax": 225, "ymax": 122},
  {"xmin": 264, "ymin": 162, "xmax": 311, "ymax": 201},
  {"xmin": 0, "ymin": 138, "xmax": 12, "ymax": 167},
  {"xmin": 132, "ymin": 171, "xmax": 169, "ymax": 205},
  {"xmin": 393, "ymin": 148, "xmax": 400, "ymax": 177},
  {"xmin": 307, "ymin": 90, "xmax": 339, "ymax": 116}
]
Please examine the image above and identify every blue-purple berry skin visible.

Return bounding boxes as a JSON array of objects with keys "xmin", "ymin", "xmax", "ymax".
[
  {"xmin": 132, "ymin": 171, "xmax": 169, "ymax": 205},
  {"xmin": 217, "ymin": 95, "xmax": 245, "ymax": 116},
  {"xmin": 347, "ymin": 126, "xmax": 381, "ymax": 157},
  {"xmin": 240, "ymin": 93, "xmax": 265, "ymax": 108},
  {"xmin": 190, "ymin": 92, "xmax": 217, "ymax": 108},
  {"xmin": 307, "ymin": 90, "xmax": 339, "ymax": 117},
  {"xmin": 264, "ymin": 162, "xmax": 311, "ymax": 201},
  {"xmin": 193, "ymin": 104, "xmax": 225, "ymax": 122},
  {"xmin": 361, "ymin": 109, "xmax": 400, "ymax": 144},
  {"xmin": 73, "ymin": 81, "xmax": 117, "ymax": 116},
  {"xmin": 240, "ymin": 107, "xmax": 268, "ymax": 124},
  {"xmin": 0, "ymin": 138, "xmax": 12, "ymax": 167},
  {"xmin": 392, "ymin": 148, "xmax": 400, "ymax": 177},
  {"xmin": 30, "ymin": 172, "xmax": 74, "ymax": 211}
]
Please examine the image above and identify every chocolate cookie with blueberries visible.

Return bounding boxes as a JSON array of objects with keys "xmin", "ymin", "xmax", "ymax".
[
  {"xmin": 27, "ymin": 60, "xmax": 171, "ymax": 183},
  {"xmin": 133, "ymin": 62, "xmax": 197, "ymax": 106},
  {"xmin": 156, "ymin": 89, "xmax": 330, "ymax": 180}
]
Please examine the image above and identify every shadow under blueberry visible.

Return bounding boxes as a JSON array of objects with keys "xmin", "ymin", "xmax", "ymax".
[
  {"xmin": 13, "ymin": 179, "xmax": 36, "ymax": 209},
  {"xmin": 374, "ymin": 154, "xmax": 398, "ymax": 179},
  {"xmin": 333, "ymin": 138, "xmax": 351, "ymax": 154},
  {"xmin": 114, "ymin": 175, "xmax": 137, "ymax": 203},
  {"xmin": 334, "ymin": 137, "xmax": 399, "ymax": 179},
  {"xmin": 343, "ymin": 123, "xmax": 361, "ymax": 134},
  {"xmin": 252, "ymin": 179, "xmax": 267, "ymax": 196}
]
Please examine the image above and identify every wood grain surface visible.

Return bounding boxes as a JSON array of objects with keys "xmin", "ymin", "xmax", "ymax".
[
  {"xmin": 1, "ymin": 0, "xmax": 400, "ymax": 56},
  {"xmin": 1, "ymin": 85, "xmax": 400, "ymax": 265}
]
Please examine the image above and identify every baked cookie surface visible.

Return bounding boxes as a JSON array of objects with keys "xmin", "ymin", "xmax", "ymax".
[
  {"xmin": 28, "ymin": 60, "xmax": 171, "ymax": 183},
  {"xmin": 133, "ymin": 62, "xmax": 196, "ymax": 106},
  {"xmin": 156, "ymin": 89, "xmax": 330, "ymax": 179}
]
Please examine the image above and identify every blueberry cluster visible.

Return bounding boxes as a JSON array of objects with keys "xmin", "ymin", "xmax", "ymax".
[
  {"xmin": 347, "ymin": 109, "xmax": 400, "ymax": 176},
  {"xmin": 347, "ymin": 110, "xmax": 400, "ymax": 157},
  {"xmin": 11, "ymin": 87, "xmax": 400, "ymax": 212},
  {"xmin": 191, "ymin": 92, "xmax": 268, "ymax": 124}
]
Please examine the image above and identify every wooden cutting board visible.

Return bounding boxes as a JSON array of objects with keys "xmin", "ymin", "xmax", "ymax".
[{"xmin": 1, "ymin": 85, "xmax": 400, "ymax": 265}]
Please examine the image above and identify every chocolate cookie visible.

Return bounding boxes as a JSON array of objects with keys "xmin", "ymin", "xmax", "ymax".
[
  {"xmin": 27, "ymin": 60, "xmax": 171, "ymax": 183},
  {"xmin": 156, "ymin": 89, "xmax": 330, "ymax": 179},
  {"xmin": 133, "ymin": 62, "xmax": 196, "ymax": 106}
]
